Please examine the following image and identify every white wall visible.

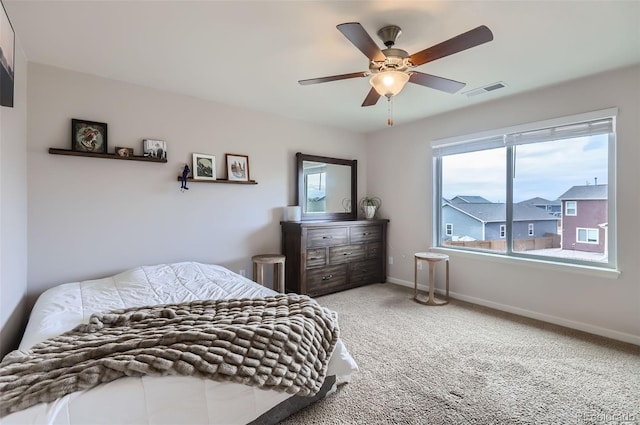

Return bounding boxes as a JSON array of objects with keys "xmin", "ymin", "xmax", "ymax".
[
  {"xmin": 0, "ymin": 35, "xmax": 27, "ymax": 355},
  {"xmin": 367, "ymin": 65, "xmax": 640, "ymax": 344},
  {"xmin": 26, "ymin": 63, "xmax": 367, "ymax": 301}
]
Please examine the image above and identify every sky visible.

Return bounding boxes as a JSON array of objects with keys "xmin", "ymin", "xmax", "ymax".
[{"xmin": 442, "ymin": 134, "xmax": 609, "ymax": 203}]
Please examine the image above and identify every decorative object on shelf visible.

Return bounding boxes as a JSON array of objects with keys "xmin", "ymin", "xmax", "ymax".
[
  {"xmin": 1, "ymin": 0, "xmax": 15, "ymax": 108},
  {"xmin": 359, "ymin": 196, "xmax": 381, "ymax": 219},
  {"xmin": 143, "ymin": 139, "xmax": 167, "ymax": 159},
  {"xmin": 115, "ymin": 147, "xmax": 133, "ymax": 157},
  {"xmin": 226, "ymin": 153, "xmax": 250, "ymax": 182},
  {"xmin": 180, "ymin": 164, "xmax": 190, "ymax": 191},
  {"xmin": 192, "ymin": 153, "xmax": 216, "ymax": 180},
  {"xmin": 283, "ymin": 206, "xmax": 302, "ymax": 222},
  {"xmin": 71, "ymin": 119, "xmax": 107, "ymax": 153}
]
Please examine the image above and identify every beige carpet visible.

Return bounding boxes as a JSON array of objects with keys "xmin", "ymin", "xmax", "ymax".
[{"xmin": 280, "ymin": 283, "xmax": 640, "ymax": 424}]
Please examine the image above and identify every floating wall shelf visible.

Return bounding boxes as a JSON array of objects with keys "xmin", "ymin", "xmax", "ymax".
[
  {"xmin": 177, "ymin": 177, "xmax": 258, "ymax": 185},
  {"xmin": 49, "ymin": 148, "xmax": 167, "ymax": 163}
]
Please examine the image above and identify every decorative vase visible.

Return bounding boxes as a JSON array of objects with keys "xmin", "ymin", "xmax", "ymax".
[{"xmin": 364, "ymin": 205, "xmax": 377, "ymax": 219}]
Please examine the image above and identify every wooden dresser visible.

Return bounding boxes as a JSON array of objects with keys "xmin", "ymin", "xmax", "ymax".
[{"xmin": 281, "ymin": 219, "xmax": 389, "ymax": 297}]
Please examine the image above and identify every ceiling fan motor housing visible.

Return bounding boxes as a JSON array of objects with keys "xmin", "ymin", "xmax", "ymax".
[{"xmin": 377, "ymin": 25, "xmax": 402, "ymax": 47}]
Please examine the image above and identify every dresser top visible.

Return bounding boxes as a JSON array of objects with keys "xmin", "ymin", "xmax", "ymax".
[{"xmin": 281, "ymin": 219, "xmax": 389, "ymax": 228}]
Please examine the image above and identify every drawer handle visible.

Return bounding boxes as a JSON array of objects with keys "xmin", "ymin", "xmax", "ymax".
[
  {"xmin": 343, "ymin": 252, "xmax": 352, "ymax": 256},
  {"xmin": 322, "ymin": 274, "xmax": 333, "ymax": 281},
  {"xmin": 322, "ymin": 236, "xmax": 333, "ymax": 239},
  {"xmin": 309, "ymin": 257, "xmax": 322, "ymax": 260},
  {"xmin": 362, "ymin": 232, "xmax": 369, "ymax": 236}
]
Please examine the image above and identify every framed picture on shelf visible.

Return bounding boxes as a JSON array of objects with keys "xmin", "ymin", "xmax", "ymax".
[
  {"xmin": 143, "ymin": 139, "xmax": 167, "ymax": 159},
  {"xmin": 1, "ymin": 0, "xmax": 15, "ymax": 108},
  {"xmin": 226, "ymin": 153, "xmax": 250, "ymax": 182},
  {"xmin": 192, "ymin": 153, "xmax": 216, "ymax": 180},
  {"xmin": 71, "ymin": 119, "xmax": 107, "ymax": 153},
  {"xmin": 115, "ymin": 147, "xmax": 134, "ymax": 157}
]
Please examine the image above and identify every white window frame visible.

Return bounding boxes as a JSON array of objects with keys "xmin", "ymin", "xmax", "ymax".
[
  {"xmin": 431, "ymin": 108, "xmax": 617, "ymax": 270},
  {"xmin": 565, "ymin": 201, "xmax": 577, "ymax": 216},
  {"xmin": 499, "ymin": 225, "xmax": 506, "ymax": 238},
  {"xmin": 445, "ymin": 223, "xmax": 453, "ymax": 236},
  {"xmin": 528, "ymin": 223, "xmax": 534, "ymax": 236},
  {"xmin": 576, "ymin": 227, "xmax": 599, "ymax": 244}
]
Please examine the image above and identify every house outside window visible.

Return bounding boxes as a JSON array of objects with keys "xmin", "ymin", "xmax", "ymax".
[{"xmin": 432, "ymin": 108, "xmax": 616, "ymax": 269}]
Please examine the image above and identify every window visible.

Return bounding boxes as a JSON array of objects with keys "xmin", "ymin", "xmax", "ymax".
[
  {"xmin": 304, "ymin": 165, "xmax": 326, "ymax": 213},
  {"xmin": 433, "ymin": 108, "xmax": 616, "ymax": 268},
  {"xmin": 577, "ymin": 228, "xmax": 599, "ymax": 244}
]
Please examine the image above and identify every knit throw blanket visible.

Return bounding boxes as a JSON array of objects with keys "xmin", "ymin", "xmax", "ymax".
[{"xmin": 0, "ymin": 294, "xmax": 340, "ymax": 417}]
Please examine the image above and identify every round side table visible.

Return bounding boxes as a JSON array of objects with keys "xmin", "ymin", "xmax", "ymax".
[
  {"xmin": 414, "ymin": 252, "xmax": 449, "ymax": 306},
  {"xmin": 252, "ymin": 254, "xmax": 286, "ymax": 293}
]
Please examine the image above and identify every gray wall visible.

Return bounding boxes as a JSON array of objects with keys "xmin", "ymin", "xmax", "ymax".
[{"xmin": 367, "ymin": 65, "xmax": 640, "ymax": 344}]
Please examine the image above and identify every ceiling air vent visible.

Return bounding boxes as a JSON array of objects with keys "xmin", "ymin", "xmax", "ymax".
[{"xmin": 464, "ymin": 81, "xmax": 507, "ymax": 97}]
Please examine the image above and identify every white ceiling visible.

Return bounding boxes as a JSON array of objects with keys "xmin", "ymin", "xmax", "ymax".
[{"xmin": 4, "ymin": 1, "xmax": 640, "ymax": 133}]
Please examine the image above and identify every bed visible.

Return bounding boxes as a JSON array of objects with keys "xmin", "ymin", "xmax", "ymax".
[{"xmin": 0, "ymin": 262, "xmax": 358, "ymax": 424}]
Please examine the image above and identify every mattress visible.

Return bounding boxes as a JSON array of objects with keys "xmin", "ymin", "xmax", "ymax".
[{"xmin": 1, "ymin": 262, "xmax": 358, "ymax": 424}]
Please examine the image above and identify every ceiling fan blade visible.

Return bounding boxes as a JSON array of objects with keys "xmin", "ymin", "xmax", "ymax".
[
  {"xmin": 337, "ymin": 23, "xmax": 386, "ymax": 62},
  {"xmin": 409, "ymin": 71, "xmax": 466, "ymax": 93},
  {"xmin": 409, "ymin": 25, "xmax": 494, "ymax": 67},
  {"xmin": 361, "ymin": 87, "xmax": 381, "ymax": 107},
  {"xmin": 298, "ymin": 71, "xmax": 368, "ymax": 85}
]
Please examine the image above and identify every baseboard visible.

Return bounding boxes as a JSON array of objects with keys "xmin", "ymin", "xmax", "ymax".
[{"xmin": 387, "ymin": 277, "xmax": 640, "ymax": 346}]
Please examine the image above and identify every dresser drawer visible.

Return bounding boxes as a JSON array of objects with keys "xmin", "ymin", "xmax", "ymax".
[
  {"xmin": 366, "ymin": 242, "xmax": 382, "ymax": 259},
  {"xmin": 307, "ymin": 227, "xmax": 349, "ymax": 248},
  {"xmin": 350, "ymin": 225, "xmax": 382, "ymax": 243},
  {"xmin": 349, "ymin": 260, "xmax": 382, "ymax": 286},
  {"xmin": 306, "ymin": 265, "xmax": 348, "ymax": 295},
  {"xmin": 329, "ymin": 244, "xmax": 366, "ymax": 264},
  {"xmin": 306, "ymin": 248, "xmax": 326, "ymax": 268}
]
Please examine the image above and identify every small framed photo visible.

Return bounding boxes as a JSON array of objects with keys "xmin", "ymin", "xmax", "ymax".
[
  {"xmin": 115, "ymin": 147, "xmax": 133, "ymax": 157},
  {"xmin": 226, "ymin": 153, "xmax": 250, "ymax": 182},
  {"xmin": 193, "ymin": 153, "xmax": 216, "ymax": 180},
  {"xmin": 71, "ymin": 119, "xmax": 107, "ymax": 153},
  {"xmin": 143, "ymin": 139, "xmax": 167, "ymax": 159}
]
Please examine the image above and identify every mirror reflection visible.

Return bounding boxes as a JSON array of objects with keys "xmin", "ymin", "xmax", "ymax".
[
  {"xmin": 296, "ymin": 153, "xmax": 357, "ymax": 221},
  {"xmin": 303, "ymin": 161, "xmax": 352, "ymax": 214}
]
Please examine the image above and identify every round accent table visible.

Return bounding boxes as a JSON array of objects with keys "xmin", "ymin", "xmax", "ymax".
[
  {"xmin": 252, "ymin": 254, "xmax": 286, "ymax": 293},
  {"xmin": 414, "ymin": 252, "xmax": 449, "ymax": 306}
]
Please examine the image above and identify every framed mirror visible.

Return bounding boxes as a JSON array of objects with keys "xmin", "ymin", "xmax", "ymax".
[{"xmin": 296, "ymin": 152, "xmax": 357, "ymax": 221}]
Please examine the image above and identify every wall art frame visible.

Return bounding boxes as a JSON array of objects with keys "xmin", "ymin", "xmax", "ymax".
[
  {"xmin": 143, "ymin": 139, "xmax": 167, "ymax": 159},
  {"xmin": 71, "ymin": 119, "xmax": 108, "ymax": 153},
  {"xmin": 0, "ymin": 0, "xmax": 14, "ymax": 108},
  {"xmin": 226, "ymin": 153, "xmax": 250, "ymax": 182},
  {"xmin": 193, "ymin": 153, "xmax": 216, "ymax": 180}
]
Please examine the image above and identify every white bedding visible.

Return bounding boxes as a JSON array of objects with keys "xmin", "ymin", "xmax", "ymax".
[{"xmin": 1, "ymin": 262, "xmax": 358, "ymax": 425}]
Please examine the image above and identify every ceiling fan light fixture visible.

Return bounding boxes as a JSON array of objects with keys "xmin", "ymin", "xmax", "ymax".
[{"xmin": 369, "ymin": 70, "xmax": 409, "ymax": 97}]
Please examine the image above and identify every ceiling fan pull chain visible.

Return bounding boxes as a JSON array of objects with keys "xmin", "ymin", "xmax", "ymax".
[{"xmin": 387, "ymin": 96, "xmax": 394, "ymax": 126}]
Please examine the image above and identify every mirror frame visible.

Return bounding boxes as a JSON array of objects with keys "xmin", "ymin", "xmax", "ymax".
[{"xmin": 296, "ymin": 152, "xmax": 357, "ymax": 221}]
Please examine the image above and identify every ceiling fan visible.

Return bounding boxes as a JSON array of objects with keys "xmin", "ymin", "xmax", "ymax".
[{"xmin": 298, "ymin": 23, "xmax": 494, "ymax": 124}]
